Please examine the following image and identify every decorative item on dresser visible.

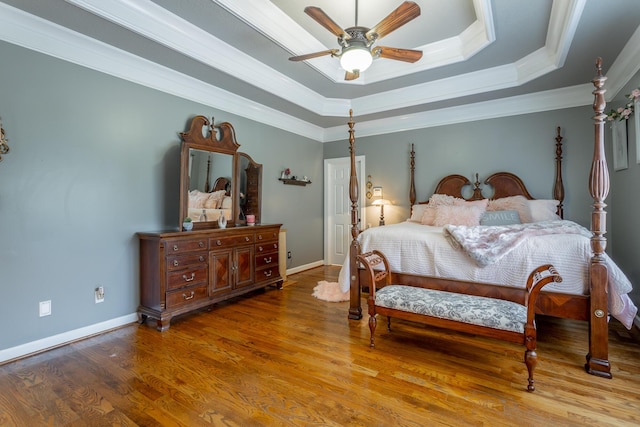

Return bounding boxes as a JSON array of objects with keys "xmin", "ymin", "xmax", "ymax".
[{"xmin": 137, "ymin": 116, "xmax": 283, "ymax": 331}]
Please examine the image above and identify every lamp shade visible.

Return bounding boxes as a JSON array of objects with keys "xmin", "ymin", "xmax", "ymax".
[
  {"xmin": 372, "ymin": 199, "xmax": 391, "ymax": 206},
  {"xmin": 340, "ymin": 46, "xmax": 373, "ymax": 73}
]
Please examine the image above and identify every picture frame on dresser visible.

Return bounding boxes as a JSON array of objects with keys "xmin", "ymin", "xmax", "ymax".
[{"xmin": 612, "ymin": 119, "xmax": 628, "ymax": 171}]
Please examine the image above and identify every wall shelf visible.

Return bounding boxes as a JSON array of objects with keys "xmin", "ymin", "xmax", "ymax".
[{"xmin": 279, "ymin": 178, "xmax": 311, "ymax": 186}]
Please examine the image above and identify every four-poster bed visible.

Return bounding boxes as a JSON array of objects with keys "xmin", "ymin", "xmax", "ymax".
[{"xmin": 344, "ymin": 58, "xmax": 636, "ymax": 378}]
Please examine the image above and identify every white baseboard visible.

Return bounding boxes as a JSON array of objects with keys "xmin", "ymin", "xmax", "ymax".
[
  {"xmin": 0, "ymin": 313, "xmax": 138, "ymax": 364},
  {"xmin": 286, "ymin": 260, "xmax": 324, "ymax": 276}
]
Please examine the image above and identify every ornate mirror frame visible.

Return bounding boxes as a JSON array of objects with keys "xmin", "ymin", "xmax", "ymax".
[{"xmin": 179, "ymin": 116, "xmax": 262, "ymax": 230}]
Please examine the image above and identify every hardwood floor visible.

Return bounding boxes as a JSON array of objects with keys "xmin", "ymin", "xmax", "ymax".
[{"xmin": 1, "ymin": 265, "xmax": 639, "ymax": 426}]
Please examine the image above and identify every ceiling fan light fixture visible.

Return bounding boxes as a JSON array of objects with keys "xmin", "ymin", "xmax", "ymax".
[{"xmin": 340, "ymin": 45, "xmax": 373, "ymax": 73}]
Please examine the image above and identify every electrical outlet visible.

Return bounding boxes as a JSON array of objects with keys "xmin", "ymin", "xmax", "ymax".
[
  {"xmin": 39, "ymin": 300, "xmax": 52, "ymax": 317},
  {"xmin": 95, "ymin": 286, "xmax": 105, "ymax": 303},
  {"xmin": 287, "ymin": 251, "xmax": 292, "ymax": 259}
]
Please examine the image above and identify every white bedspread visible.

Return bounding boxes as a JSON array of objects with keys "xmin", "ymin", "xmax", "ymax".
[{"xmin": 339, "ymin": 221, "xmax": 637, "ymax": 329}]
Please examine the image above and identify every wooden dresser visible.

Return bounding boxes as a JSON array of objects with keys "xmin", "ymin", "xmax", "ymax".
[{"xmin": 138, "ymin": 224, "xmax": 282, "ymax": 331}]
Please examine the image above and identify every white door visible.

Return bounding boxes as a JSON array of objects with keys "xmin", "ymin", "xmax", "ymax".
[{"xmin": 324, "ymin": 156, "xmax": 365, "ymax": 266}]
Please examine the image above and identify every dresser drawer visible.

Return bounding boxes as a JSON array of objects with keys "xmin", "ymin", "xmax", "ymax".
[
  {"xmin": 165, "ymin": 284, "xmax": 208, "ymax": 309},
  {"xmin": 167, "ymin": 252, "xmax": 207, "ymax": 270},
  {"xmin": 167, "ymin": 266, "xmax": 208, "ymax": 290},
  {"xmin": 165, "ymin": 238, "xmax": 208, "ymax": 255},
  {"xmin": 255, "ymin": 265, "xmax": 279, "ymax": 283},
  {"xmin": 255, "ymin": 251, "xmax": 278, "ymax": 269},
  {"xmin": 210, "ymin": 233, "xmax": 254, "ymax": 249},
  {"xmin": 256, "ymin": 241, "xmax": 278, "ymax": 254},
  {"xmin": 255, "ymin": 229, "xmax": 278, "ymax": 243}
]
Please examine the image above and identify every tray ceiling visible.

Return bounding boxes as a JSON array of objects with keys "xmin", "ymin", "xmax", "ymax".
[{"xmin": 1, "ymin": 0, "xmax": 639, "ymax": 141}]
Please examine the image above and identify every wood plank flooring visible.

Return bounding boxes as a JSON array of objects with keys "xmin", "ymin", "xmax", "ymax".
[{"xmin": 1, "ymin": 265, "xmax": 639, "ymax": 426}]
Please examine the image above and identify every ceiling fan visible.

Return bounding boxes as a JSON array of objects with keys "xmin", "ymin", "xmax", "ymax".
[{"xmin": 289, "ymin": 1, "xmax": 423, "ymax": 81}]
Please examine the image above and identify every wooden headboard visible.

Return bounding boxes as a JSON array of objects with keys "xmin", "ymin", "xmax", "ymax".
[
  {"xmin": 409, "ymin": 127, "xmax": 564, "ymax": 216},
  {"xmin": 431, "ymin": 172, "xmax": 535, "ymax": 201}
]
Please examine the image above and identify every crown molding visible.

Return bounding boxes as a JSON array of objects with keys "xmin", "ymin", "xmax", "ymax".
[{"xmin": 1, "ymin": 1, "xmax": 638, "ymax": 143}]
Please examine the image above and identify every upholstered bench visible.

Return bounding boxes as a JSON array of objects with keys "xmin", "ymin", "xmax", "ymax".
[{"xmin": 357, "ymin": 250, "xmax": 562, "ymax": 392}]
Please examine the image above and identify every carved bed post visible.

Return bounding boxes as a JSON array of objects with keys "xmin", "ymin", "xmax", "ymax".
[
  {"xmin": 554, "ymin": 127, "xmax": 565, "ymax": 218},
  {"xmin": 409, "ymin": 144, "xmax": 416, "ymax": 207},
  {"xmin": 586, "ymin": 57, "xmax": 612, "ymax": 378},
  {"xmin": 348, "ymin": 110, "xmax": 363, "ymax": 320}
]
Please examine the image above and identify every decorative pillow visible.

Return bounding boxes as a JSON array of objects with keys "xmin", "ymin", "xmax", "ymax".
[
  {"xmin": 454, "ymin": 198, "xmax": 489, "ymax": 210},
  {"xmin": 480, "ymin": 210, "xmax": 522, "ymax": 226},
  {"xmin": 428, "ymin": 193, "xmax": 459, "ymax": 207},
  {"xmin": 433, "ymin": 205, "xmax": 484, "ymax": 227},
  {"xmin": 203, "ymin": 190, "xmax": 226, "ymax": 209},
  {"xmin": 528, "ymin": 199, "xmax": 560, "ymax": 222},
  {"xmin": 189, "ymin": 190, "xmax": 210, "ymax": 208},
  {"xmin": 409, "ymin": 204, "xmax": 429, "ymax": 222},
  {"xmin": 487, "ymin": 195, "xmax": 532, "ymax": 223},
  {"xmin": 220, "ymin": 196, "xmax": 233, "ymax": 210},
  {"xmin": 420, "ymin": 206, "xmax": 437, "ymax": 225}
]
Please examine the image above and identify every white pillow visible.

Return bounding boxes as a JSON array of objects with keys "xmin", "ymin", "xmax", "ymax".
[
  {"xmin": 221, "ymin": 196, "xmax": 232, "ymax": 210},
  {"xmin": 409, "ymin": 204, "xmax": 428, "ymax": 222},
  {"xmin": 528, "ymin": 199, "xmax": 560, "ymax": 222}
]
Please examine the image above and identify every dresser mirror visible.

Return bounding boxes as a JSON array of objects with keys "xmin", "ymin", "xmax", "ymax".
[{"xmin": 178, "ymin": 116, "xmax": 262, "ymax": 230}]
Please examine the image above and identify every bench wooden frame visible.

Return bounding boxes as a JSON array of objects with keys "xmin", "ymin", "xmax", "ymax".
[{"xmin": 358, "ymin": 250, "xmax": 563, "ymax": 392}]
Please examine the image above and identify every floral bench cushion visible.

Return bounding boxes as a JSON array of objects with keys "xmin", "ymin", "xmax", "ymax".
[{"xmin": 375, "ymin": 285, "xmax": 527, "ymax": 333}]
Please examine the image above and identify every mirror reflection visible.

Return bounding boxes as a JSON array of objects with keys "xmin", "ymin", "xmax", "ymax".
[
  {"xmin": 187, "ymin": 149, "xmax": 233, "ymax": 223},
  {"xmin": 238, "ymin": 153, "xmax": 262, "ymax": 224}
]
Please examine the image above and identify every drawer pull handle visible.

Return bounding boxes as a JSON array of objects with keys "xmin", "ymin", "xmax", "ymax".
[
  {"xmin": 258, "ymin": 246, "xmax": 263, "ymax": 252},
  {"xmin": 273, "ymin": 243, "xmax": 278, "ymax": 249},
  {"xmin": 263, "ymin": 270, "xmax": 272, "ymax": 278},
  {"xmin": 173, "ymin": 260, "xmax": 179, "ymax": 267},
  {"xmin": 264, "ymin": 257, "xmax": 272, "ymax": 264},
  {"xmin": 216, "ymin": 240, "xmax": 222, "ymax": 246},
  {"xmin": 245, "ymin": 236, "xmax": 250, "ymax": 242},
  {"xmin": 258, "ymin": 235, "xmax": 263, "ymax": 240},
  {"xmin": 183, "ymin": 273, "xmax": 195, "ymax": 282},
  {"xmin": 173, "ymin": 245, "xmax": 179, "ymax": 251},
  {"xmin": 199, "ymin": 256, "xmax": 205, "ymax": 262},
  {"xmin": 182, "ymin": 291, "xmax": 195, "ymax": 300},
  {"xmin": 199, "ymin": 241, "xmax": 205, "ymax": 247}
]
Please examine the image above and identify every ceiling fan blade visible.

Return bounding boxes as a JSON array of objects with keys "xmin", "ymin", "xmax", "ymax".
[
  {"xmin": 345, "ymin": 70, "xmax": 360, "ymax": 81},
  {"xmin": 366, "ymin": 1, "xmax": 421, "ymax": 40},
  {"xmin": 289, "ymin": 49, "xmax": 339, "ymax": 61},
  {"xmin": 304, "ymin": 6, "xmax": 349, "ymax": 39},
  {"xmin": 375, "ymin": 46, "xmax": 423, "ymax": 63}
]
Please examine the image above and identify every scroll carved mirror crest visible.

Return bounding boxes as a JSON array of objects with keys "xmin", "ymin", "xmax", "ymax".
[{"xmin": 179, "ymin": 116, "xmax": 262, "ymax": 230}]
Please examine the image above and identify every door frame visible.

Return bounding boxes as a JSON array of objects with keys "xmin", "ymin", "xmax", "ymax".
[{"xmin": 324, "ymin": 155, "xmax": 366, "ymax": 265}]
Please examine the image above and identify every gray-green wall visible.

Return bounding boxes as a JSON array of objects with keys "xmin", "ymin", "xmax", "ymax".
[
  {"xmin": 609, "ymin": 71, "xmax": 640, "ymax": 311},
  {"xmin": 0, "ymin": 41, "xmax": 323, "ymax": 353}
]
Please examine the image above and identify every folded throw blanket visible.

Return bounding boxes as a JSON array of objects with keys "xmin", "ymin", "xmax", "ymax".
[{"xmin": 443, "ymin": 220, "xmax": 592, "ymax": 267}]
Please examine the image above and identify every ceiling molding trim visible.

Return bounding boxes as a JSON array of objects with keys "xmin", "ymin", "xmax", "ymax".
[
  {"xmin": 602, "ymin": 24, "xmax": 640, "ymax": 100},
  {"xmin": 67, "ymin": 0, "xmax": 332, "ymax": 113},
  {"xmin": 545, "ymin": 0, "xmax": 586, "ymax": 66},
  {"xmin": 65, "ymin": 0, "xmax": 583, "ymax": 118},
  {"xmin": 352, "ymin": 64, "xmax": 518, "ymax": 115},
  {"xmin": 4, "ymin": 2, "xmax": 638, "ymax": 145},
  {"xmin": 0, "ymin": 2, "xmax": 323, "ymax": 141},
  {"xmin": 323, "ymin": 83, "xmax": 594, "ymax": 142}
]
